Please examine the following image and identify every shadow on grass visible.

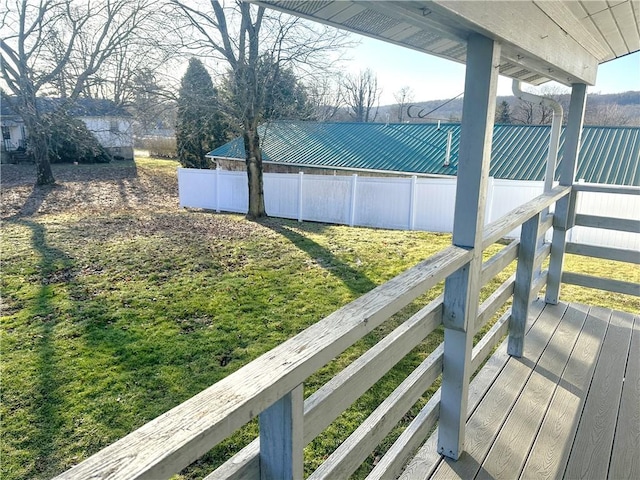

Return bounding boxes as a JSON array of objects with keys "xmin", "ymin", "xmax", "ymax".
[
  {"xmin": 1, "ymin": 161, "xmax": 142, "ymax": 220},
  {"xmin": 7, "ymin": 183, "xmax": 58, "ymax": 218},
  {"xmin": 14, "ymin": 219, "xmax": 74, "ymax": 477},
  {"xmin": 6, "ymin": 218, "xmax": 166, "ymax": 478},
  {"xmin": 262, "ymin": 219, "xmax": 377, "ymax": 295},
  {"xmin": 0, "ymin": 160, "xmax": 139, "ymax": 188}
]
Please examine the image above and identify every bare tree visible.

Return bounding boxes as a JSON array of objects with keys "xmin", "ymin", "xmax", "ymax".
[
  {"xmin": 307, "ymin": 75, "xmax": 344, "ymax": 122},
  {"xmin": 512, "ymin": 84, "xmax": 569, "ymax": 125},
  {"xmin": 585, "ymin": 103, "xmax": 631, "ymax": 126},
  {"xmin": 170, "ymin": 0, "xmax": 350, "ymax": 219},
  {"xmin": 342, "ymin": 68, "xmax": 381, "ymax": 123},
  {"xmin": 512, "ymin": 99, "xmax": 536, "ymax": 125},
  {"xmin": 1, "ymin": 0, "xmax": 163, "ymax": 185},
  {"xmin": 393, "ymin": 86, "xmax": 414, "ymax": 123},
  {"xmin": 129, "ymin": 69, "xmax": 179, "ymax": 136},
  {"xmin": 81, "ymin": 36, "xmax": 180, "ymax": 110}
]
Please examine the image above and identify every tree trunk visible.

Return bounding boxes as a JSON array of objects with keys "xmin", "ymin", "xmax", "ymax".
[
  {"xmin": 24, "ymin": 113, "xmax": 55, "ymax": 185},
  {"xmin": 34, "ymin": 133, "xmax": 55, "ymax": 185},
  {"xmin": 243, "ymin": 119, "xmax": 266, "ymax": 219}
]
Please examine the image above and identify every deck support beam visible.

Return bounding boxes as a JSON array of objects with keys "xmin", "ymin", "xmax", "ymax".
[
  {"xmin": 259, "ymin": 384, "xmax": 304, "ymax": 480},
  {"xmin": 438, "ymin": 34, "xmax": 500, "ymax": 461},
  {"xmin": 546, "ymin": 84, "xmax": 587, "ymax": 304}
]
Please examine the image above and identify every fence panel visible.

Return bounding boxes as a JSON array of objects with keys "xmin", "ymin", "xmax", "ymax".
[
  {"xmin": 413, "ymin": 178, "xmax": 457, "ymax": 233},
  {"xmin": 218, "ymin": 171, "xmax": 247, "ymax": 213},
  {"xmin": 572, "ymin": 189, "xmax": 640, "ymax": 250},
  {"xmin": 355, "ymin": 177, "xmax": 413, "ymax": 230},
  {"xmin": 177, "ymin": 169, "xmax": 638, "ymax": 249},
  {"xmin": 301, "ymin": 175, "xmax": 352, "ymax": 225},
  {"xmin": 265, "ymin": 173, "xmax": 300, "ymax": 219},
  {"xmin": 490, "ymin": 180, "xmax": 545, "ymax": 238},
  {"xmin": 178, "ymin": 168, "xmax": 217, "ymax": 210}
]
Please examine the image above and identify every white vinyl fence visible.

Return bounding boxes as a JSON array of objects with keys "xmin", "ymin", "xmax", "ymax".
[
  {"xmin": 178, "ymin": 168, "xmax": 639, "ymax": 249},
  {"xmin": 571, "ymin": 185, "xmax": 640, "ymax": 251}
]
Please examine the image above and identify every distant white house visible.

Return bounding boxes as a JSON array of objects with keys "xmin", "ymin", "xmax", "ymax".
[
  {"xmin": 0, "ymin": 115, "xmax": 26, "ymax": 153},
  {"xmin": 1, "ymin": 97, "xmax": 134, "ymax": 162}
]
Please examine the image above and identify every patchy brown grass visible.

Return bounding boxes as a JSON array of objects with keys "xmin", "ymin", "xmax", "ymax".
[{"xmin": 1, "ymin": 159, "xmax": 179, "ymax": 218}]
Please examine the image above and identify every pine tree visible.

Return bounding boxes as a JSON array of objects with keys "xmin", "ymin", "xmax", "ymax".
[
  {"xmin": 496, "ymin": 100, "xmax": 512, "ymax": 124},
  {"xmin": 176, "ymin": 59, "xmax": 226, "ymax": 169}
]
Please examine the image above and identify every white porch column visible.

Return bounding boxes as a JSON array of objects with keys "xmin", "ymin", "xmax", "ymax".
[
  {"xmin": 546, "ymin": 84, "xmax": 588, "ymax": 304},
  {"xmin": 438, "ymin": 33, "xmax": 500, "ymax": 460}
]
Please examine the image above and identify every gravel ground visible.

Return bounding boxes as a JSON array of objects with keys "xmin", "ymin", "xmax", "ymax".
[{"xmin": 0, "ymin": 160, "xmax": 179, "ymax": 219}]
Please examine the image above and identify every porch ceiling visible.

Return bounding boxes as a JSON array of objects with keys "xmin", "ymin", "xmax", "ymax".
[{"xmin": 250, "ymin": 1, "xmax": 640, "ymax": 87}]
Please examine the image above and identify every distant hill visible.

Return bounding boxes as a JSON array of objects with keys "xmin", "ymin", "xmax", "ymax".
[{"xmin": 375, "ymin": 90, "xmax": 640, "ymax": 126}]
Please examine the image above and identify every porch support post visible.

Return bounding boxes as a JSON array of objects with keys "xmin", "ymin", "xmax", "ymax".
[
  {"xmin": 438, "ymin": 33, "xmax": 500, "ymax": 461},
  {"xmin": 546, "ymin": 84, "xmax": 587, "ymax": 304}
]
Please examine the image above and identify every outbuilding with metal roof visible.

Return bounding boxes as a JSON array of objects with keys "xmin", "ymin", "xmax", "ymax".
[{"xmin": 208, "ymin": 121, "xmax": 639, "ymax": 186}]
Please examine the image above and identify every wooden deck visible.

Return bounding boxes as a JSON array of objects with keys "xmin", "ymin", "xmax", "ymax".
[{"xmin": 401, "ymin": 300, "xmax": 639, "ymax": 479}]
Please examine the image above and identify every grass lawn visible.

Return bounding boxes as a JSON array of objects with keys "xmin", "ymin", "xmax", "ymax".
[{"xmin": 1, "ymin": 158, "xmax": 637, "ymax": 479}]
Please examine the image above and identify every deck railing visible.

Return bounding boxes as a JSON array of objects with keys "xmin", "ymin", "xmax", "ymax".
[
  {"xmin": 55, "ymin": 186, "xmax": 570, "ymax": 480},
  {"xmin": 562, "ymin": 183, "xmax": 640, "ymax": 297}
]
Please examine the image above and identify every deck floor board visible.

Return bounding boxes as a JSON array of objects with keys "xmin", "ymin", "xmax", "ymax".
[
  {"xmin": 521, "ymin": 305, "xmax": 609, "ymax": 479},
  {"xmin": 430, "ymin": 302, "xmax": 566, "ymax": 480},
  {"xmin": 564, "ymin": 308, "xmax": 632, "ymax": 479},
  {"xmin": 477, "ymin": 304, "xmax": 588, "ymax": 480},
  {"xmin": 607, "ymin": 314, "xmax": 639, "ymax": 479},
  {"xmin": 400, "ymin": 301, "xmax": 638, "ymax": 480},
  {"xmin": 398, "ymin": 300, "xmax": 546, "ymax": 480}
]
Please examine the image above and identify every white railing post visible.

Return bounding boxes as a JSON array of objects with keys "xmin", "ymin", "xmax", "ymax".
[
  {"xmin": 409, "ymin": 175, "xmax": 418, "ymax": 230},
  {"xmin": 215, "ymin": 165, "xmax": 221, "ymax": 213},
  {"xmin": 297, "ymin": 172, "xmax": 304, "ymax": 222},
  {"xmin": 259, "ymin": 384, "xmax": 304, "ymax": 480},
  {"xmin": 484, "ymin": 176, "xmax": 495, "ymax": 224},
  {"xmin": 178, "ymin": 168, "xmax": 185, "ymax": 208},
  {"xmin": 349, "ymin": 174, "xmax": 358, "ymax": 227},
  {"xmin": 546, "ymin": 84, "xmax": 587, "ymax": 304},
  {"xmin": 509, "ymin": 212, "xmax": 541, "ymax": 357},
  {"xmin": 438, "ymin": 34, "xmax": 500, "ymax": 461}
]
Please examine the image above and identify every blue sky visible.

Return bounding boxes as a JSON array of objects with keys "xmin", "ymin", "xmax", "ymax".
[{"xmin": 346, "ymin": 36, "xmax": 640, "ymax": 104}]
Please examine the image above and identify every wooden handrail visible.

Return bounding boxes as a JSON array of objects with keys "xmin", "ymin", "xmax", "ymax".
[
  {"xmin": 562, "ymin": 272, "xmax": 640, "ymax": 297},
  {"xmin": 55, "ymin": 245, "xmax": 471, "ymax": 480},
  {"xmin": 572, "ymin": 183, "xmax": 640, "ymax": 195},
  {"xmin": 480, "ymin": 239, "xmax": 519, "ymax": 285},
  {"xmin": 562, "ymin": 184, "xmax": 639, "ymax": 297},
  {"xmin": 574, "ymin": 213, "xmax": 640, "ymax": 233},
  {"xmin": 212, "ymin": 243, "xmax": 526, "ymax": 479},
  {"xmin": 566, "ymin": 242, "xmax": 639, "ymax": 265},
  {"xmin": 482, "ymin": 185, "xmax": 570, "ymax": 250},
  {"xmin": 57, "ymin": 185, "xmax": 570, "ymax": 480}
]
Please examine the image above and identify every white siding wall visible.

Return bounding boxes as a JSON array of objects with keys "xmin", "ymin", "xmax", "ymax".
[
  {"xmin": 0, "ymin": 121, "xmax": 26, "ymax": 151},
  {"xmin": 81, "ymin": 117, "xmax": 133, "ymax": 148},
  {"xmin": 2, "ymin": 116, "xmax": 133, "ymax": 152},
  {"xmin": 178, "ymin": 168, "xmax": 639, "ymax": 248}
]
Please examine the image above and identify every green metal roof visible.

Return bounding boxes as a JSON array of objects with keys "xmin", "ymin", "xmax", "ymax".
[{"xmin": 209, "ymin": 122, "xmax": 640, "ymax": 186}]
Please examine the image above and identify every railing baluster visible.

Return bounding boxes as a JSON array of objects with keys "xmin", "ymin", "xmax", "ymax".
[
  {"xmin": 509, "ymin": 213, "xmax": 541, "ymax": 357},
  {"xmin": 259, "ymin": 384, "xmax": 304, "ymax": 480}
]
